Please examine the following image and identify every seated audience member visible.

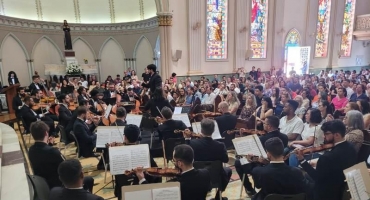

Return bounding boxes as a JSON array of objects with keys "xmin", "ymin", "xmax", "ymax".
[
  {"xmin": 344, "ymin": 110, "xmax": 365, "ymax": 153},
  {"xmin": 29, "ymin": 121, "xmax": 94, "ymax": 191},
  {"xmin": 331, "ymin": 87, "xmax": 348, "ymax": 112},
  {"xmin": 279, "ymin": 100, "xmax": 304, "ymax": 141},
  {"xmin": 184, "ymin": 118, "xmax": 231, "ymax": 200},
  {"xmin": 235, "ymin": 116, "xmax": 288, "ymax": 195},
  {"xmin": 110, "ymin": 107, "xmax": 127, "ymax": 126},
  {"xmin": 239, "ymin": 93, "xmax": 257, "ymax": 120},
  {"xmin": 252, "ymin": 137, "xmax": 307, "ymax": 200},
  {"xmin": 135, "ymin": 144, "xmax": 211, "ymax": 200},
  {"xmin": 73, "ymin": 106, "xmax": 98, "ymax": 157},
  {"xmin": 49, "ymin": 159, "xmax": 102, "ymax": 200},
  {"xmin": 215, "ymin": 102, "xmax": 237, "ymax": 149},
  {"xmin": 349, "ymin": 84, "xmax": 368, "ymax": 102},
  {"xmin": 157, "ymin": 106, "xmax": 187, "ymax": 141}
]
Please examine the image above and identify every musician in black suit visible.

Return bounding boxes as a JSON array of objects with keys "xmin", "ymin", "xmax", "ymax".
[
  {"xmin": 157, "ymin": 106, "xmax": 187, "ymax": 141},
  {"xmin": 215, "ymin": 102, "xmax": 237, "ymax": 149},
  {"xmin": 28, "ymin": 75, "xmax": 44, "ymax": 95},
  {"xmin": 21, "ymin": 96, "xmax": 56, "ymax": 136},
  {"xmin": 135, "ymin": 144, "xmax": 211, "ymax": 200},
  {"xmin": 12, "ymin": 87, "xmax": 25, "ymax": 118},
  {"xmin": 58, "ymin": 94, "xmax": 73, "ymax": 128},
  {"xmin": 141, "ymin": 64, "xmax": 162, "ymax": 94},
  {"xmin": 297, "ymin": 120, "xmax": 357, "ymax": 200},
  {"xmin": 33, "ymin": 90, "xmax": 59, "ymax": 122},
  {"xmin": 235, "ymin": 116, "xmax": 288, "ymax": 196},
  {"xmin": 72, "ymin": 106, "xmax": 98, "ymax": 158},
  {"xmin": 29, "ymin": 121, "xmax": 94, "ymax": 191},
  {"xmin": 49, "ymin": 159, "xmax": 102, "ymax": 200},
  {"xmin": 110, "ymin": 107, "xmax": 127, "ymax": 126},
  {"xmin": 103, "ymin": 82, "xmax": 119, "ymax": 105},
  {"xmin": 251, "ymin": 137, "xmax": 306, "ymax": 200},
  {"xmin": 8, "ymin": 71, "xmax": 19, "ymax": 85},
  {"xmin": 77, "ymin": 86, "xmax": 92, "ymax": 105},
  {"xmin": 144, "ymin": 88, "xmax": 173, "ymax": 117},
  {"xmin": 184, "ymin": 118, "xmax": 231, "ymax": 200}
]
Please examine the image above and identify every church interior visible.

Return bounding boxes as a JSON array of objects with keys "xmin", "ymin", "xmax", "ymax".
[{"xmin": 0, "ymin": 0, "xmax": 369, "ymax": 200}]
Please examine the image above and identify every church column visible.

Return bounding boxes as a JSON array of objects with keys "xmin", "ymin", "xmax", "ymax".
[
  {"xmin": 95, "ymin": 59, "xmax": 102, "ymax": 81},
  {"xmin": 188, "ymin": 0, "xmax": 202, "ymax": 74},
  {"xmin": 26, "ymin": 59, "xmax": 34, "ymax": 80},
  {"xmin": 0, "ymin": 59, "xmax": 4, "ymax": 83},
  {"xmin": 235, "ymin": 0, "xmax": 249, "ymax": 71},
  {"xmin": 157, "ymin": 13, "xmax": 173, "ymax": 80}
]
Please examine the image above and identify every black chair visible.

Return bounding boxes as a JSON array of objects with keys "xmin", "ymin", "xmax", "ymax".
[
  {"xmin": 162, "ymin": 138, "xmax": 185, "ymax": 167},
  {"xmin": 27, "ymin": 174, "xmax": 50, "ymax": 200},
  {"xmin": 264, "ymin": 193, "xmax": 306, "ymax": 200},
  {"xmin": 193, "ymin": 160, "xmax": 223, "ymax": 200},
  {"xmin": 70, "ymin": 131, "xmax": 81, "ymax": 158},
  {"xmin": 58, "ymin": 125, "xmax": 74, "ymax": 156},
  {"xmin": 20, "ymin": 116, "xmax": 32, "ymax": 151},
  {"xmin": 140, "ymin": 116, "xmax": 158, "ymax": 148}
]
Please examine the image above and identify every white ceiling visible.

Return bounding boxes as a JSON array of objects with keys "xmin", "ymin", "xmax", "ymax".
[{"xmin": 0, "ymin": 0, "xmax": 157, "ymax": 23}]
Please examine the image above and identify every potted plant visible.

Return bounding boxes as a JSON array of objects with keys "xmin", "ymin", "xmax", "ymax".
[{"xmin": 66, "ymin": 63, "xmax": 83, "ymax": 76}]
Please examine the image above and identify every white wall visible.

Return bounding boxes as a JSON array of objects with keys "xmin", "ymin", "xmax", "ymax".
[
  {"xmin": 32, "ymin": 37, "xmax": 62, "ymax": 79},
  {"xmin": 99, "ymin": 38, "xmax": 125, "ymax": 81},
  {"xmin": 73, "ymin": 38, "xmax": 96, "ymax": 65},
  {"xmin": 135, "ymin": 36, "xmax": 154, "ymax": 77},
  {"xmin": 1, "ymin": 35, "xmax": 30, "ymax": 84}
]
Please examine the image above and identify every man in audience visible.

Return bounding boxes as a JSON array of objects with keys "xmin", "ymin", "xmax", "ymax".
[
  {"xmin": 279, "ymin": 99, "xmax": 304, "ymax": 141},
  {"xmin": 184, "ymin": 87, "xmax": 195, "ymax": 105},
  {"xmin": 202, "ymin": 87, "xmax": 216, "ymax": 105},
  {"xmin": 342, "ymin": 79, "xmax": 354, "ymax": 100},
  {"xmin": 157, "ymin": 106, "xmax": 187, "ymax": 141},
  {"xmin": 135, "ymin": 144, "xmax": 211, "ymax": 200},
  {"xmin": 297, "ymin": 120, "xmax": 357, "ymax": 200},
  {"xmin": 49, "ymin": 159, "xmax": 102, "ymax": 200},
  {"xmin": 184, "ymin": 118, "xmax": 231, "ymax": 200},
  {"xmin": 29, "ymin": 121, "xmax": 94, "ymax": 191},
  {"xmin": 215, "ymin": 102, "xmax": 237, "ymax": 149},
  {"xmin": 349, "ymin": 84, "xmax": 368, "ymax": 102},
  {"xmin": 252, "ymin": 137, "xmax": 306, "ymax": 200},
  {"xmin": 254, "ymin": 85, "xmax": 264, "ymax": 107}
]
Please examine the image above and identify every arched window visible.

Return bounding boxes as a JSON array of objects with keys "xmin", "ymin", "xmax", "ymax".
[
  {"xmin": 250, "ymin": 0, "xmax": 269, "ymax": 59},
  {"xmin": 284, "ymin": 29, "xmax": 302, "ymax": 73},
  {"xmin": 206, "ymin": 0, "xmax": 228, "ymax": 60},
  {"xmin": 340, "ymin": 0, "xmax": 356, "ymax": 57},
  {"xmin": 314, "ymin": 0, "xmax": 332, "ymax": 58}
]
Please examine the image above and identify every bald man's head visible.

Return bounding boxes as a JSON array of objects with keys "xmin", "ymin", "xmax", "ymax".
[{"xmin": 218, "ymin": 102, "xmax": 229, "ymax": 113}]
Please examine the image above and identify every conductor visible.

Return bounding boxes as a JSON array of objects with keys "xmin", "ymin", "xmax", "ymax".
[{"xmin": 141, "ymin": 64, "xmax": 162, "ymax": 94}]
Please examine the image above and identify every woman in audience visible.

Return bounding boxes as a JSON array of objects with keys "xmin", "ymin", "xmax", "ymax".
[
  {"xmin": 300, "ymin": 88, "xmax": 311, "ymax": 109},
  {"xmin": 275, "ymin": 93, "xmax": 289, "ymax": 117},
  {"xmin": 357, "ymin": 99, "xmax": 370, "ymax": 115},
  {"xmin": 131, "ymin": 70, "xmax": 138, "ymax": 81},
  {"xmin": 239, "ymin": 93, "xmax": 257, "ymax": 120},
  {"xmin": 254, "ymin": 97, "xmax": 273, "ymax": 123},
  {"xmin": 270, "ymin": 87, "xmax": 280, "ymax": 108},
  {"xmin": 344, "ymin": 110, "xmax": 365, "ymax": 153},
  {"xmin": 225, "ymin": 91, "xmax": 240, "ymax": 115},
  {"xmin": 294, "ymin": 95, "xmax": 306, "ymax": 119},
  {"xmin": 344, "ymin": 102, "xmax": 360, "ymax": 114},
  {"xmin": 318, "ymin": 100, "xmax": 333, "ymax": 124},
  {"xmin": 176, "ymin": 88, "xmax": 186, "ymax": 106}
]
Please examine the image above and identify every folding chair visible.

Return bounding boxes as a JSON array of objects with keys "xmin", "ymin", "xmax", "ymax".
[
  {"xmin": 20, "ymin": 117, "xmax": 32, "ymax": 145},
  {"xmin": 70, "ymin": 131, "xmax": 81, "ymax": 159},
  {"xmin": 162, "ymin": 138, "xmax": 185, "ymax": 167},
  {"xmin": 264, "ymin": 193, "xmax": 306, "ymax": 200},
  {"xmin": 27, "ymin": 174, "xmax": 50, "ymax": 200},
  {"xmin": 57, "ymin": 125, "xmax": 74, "ymax": 156},
  {"xmin": 193, "ymin": 161, "xmax": 224, "ymax": 200}
]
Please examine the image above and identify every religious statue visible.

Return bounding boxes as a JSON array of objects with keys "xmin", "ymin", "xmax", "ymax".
[{"xmin": 63, "ymin": 20, "xmax": 72, "ymax": 50}]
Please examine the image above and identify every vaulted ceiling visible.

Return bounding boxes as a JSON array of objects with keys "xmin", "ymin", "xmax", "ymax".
[{"xmin": 0, "ymin": 0, "xmax": 158, "ymax": 23}]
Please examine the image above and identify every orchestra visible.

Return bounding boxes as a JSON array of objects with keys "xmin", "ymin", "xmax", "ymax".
[{"xmin": 8, "ymin": 65, "xmax": 370, "ymax": 200}]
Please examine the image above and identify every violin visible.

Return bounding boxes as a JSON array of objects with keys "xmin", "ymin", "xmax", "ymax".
[
  {"xmin": 226, "ymin": 128, "xmax": 264, "ymax": 135},
  {"xmin": 149, "ymin": 116, "xmax": 166, "ymax": 124},
  {"xmin": 124, "ymin": 167, "xmax": 180, "ymax": 177},
  {"xmin": 174, "ymin": 129, "xmax": 202, "ymax": 138},
  {"xmin": 68, "ymin": 102, "xmax": 77, "ymax": 111},
  {"xmin": 283, "ymin": 143, "xmax": 334, "ymax": 160},
  {"xmin": 96, "ymin": 100, "xmax": 107, "ymax": 113}
]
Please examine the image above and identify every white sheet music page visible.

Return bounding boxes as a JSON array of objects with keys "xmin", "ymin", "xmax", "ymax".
[
  {"xmin": 124, "ymin": 189, "xmax": 152, "ymax": 200},
  {"xmin": 172, "ymin": 114, "xmax": 191, "ymax": 127},
  {"xmin": 152, "ymin": 187, "xmax": 181, "ymax": 200},
  {"xmin": 96, "ymin": 128, "xmax": 111, "ymax": 148},
  {"xmin": 254, "ymin": 135, "xmax": 268, "ymax": 158},
  {"xmin": 104, "ymin": 105, "xmax": 112, "ymax": 118},
  {"xmin": 212, "ymin": 120, "xmax": 222, "ymax": 139},
  {"xmin": 346, "ymin": 169, "xmax": 369, "ymax": 200},
  {"xmin": 126, "ymin": 114, "xmax": 143, "ymax": 127},
  {"xmin": 111, "ymin": 129, "xmax": 125, "ymax": 144},
  {"xmin": 232, "ymin": 135, "xmax": 262, "ymax": 156},
  {"xmin": 109, "ymin": 144, "xmax": 151, "ymax": 175},
  {"xmin": 174, "ymin": 107, "xmax": 182, "ymax": 115},
  {"xmin": 191, "ymin": 122, "xmax": 202, "ymax": 136}
]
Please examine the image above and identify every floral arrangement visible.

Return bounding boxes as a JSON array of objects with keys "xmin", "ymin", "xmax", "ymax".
[{"xmin": 66, "ymin": 63, "xmax": 83, "ymax": 75}]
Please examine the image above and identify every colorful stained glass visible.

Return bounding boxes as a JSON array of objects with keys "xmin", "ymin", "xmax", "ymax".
[
  {"xmin": 285, "ymin": 29, "xmax": 301, "ymax": 47},
  {"xmin": 314, "ymin": 0, "xmax": 332, "ymax": 58},
  {"xmin": 340, "ymin": 0, "xmax": 356, "ymax": 57},
  {"xmin": 250, "ymin": 0, "xmax": 269, "ymax": 59},
  {"xmin": 206, "ymin": 0, "xmax": 228, "ymax": 60}
]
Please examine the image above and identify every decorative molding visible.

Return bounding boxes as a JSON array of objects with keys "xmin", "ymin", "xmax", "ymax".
[
  {"xmin": 108, "ymin": 0, "xmax": 116, "ymax": 23},
  {"xmin": 0, "ymin": 0, "xmax": 4, "ymax": 15},
  {"xmin": 0, "ymin": 15, "xmax": 159, "ymax": 35},
  {"xmin": 73, "ymin": 0, "xmax": 81, "ymax": 23},
  {"xmin": 139, "ymin": 0, "xmax": 144, "ymax": 20},
  {"xmin": 356, "ymin": 14, "xmax": 370, "ymax": 30},
  {"xmin": 157, "ymin": 14, "xmax": 172, "ymax": 26},
  {"xmin": 35, "ymin": 0, "xmax": 43, "ymax": 21}
]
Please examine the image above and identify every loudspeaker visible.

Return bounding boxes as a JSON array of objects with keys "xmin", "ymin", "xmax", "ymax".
[{"xmin": 173, "ymin": 50, "xmax": 182, "ymax": 61}]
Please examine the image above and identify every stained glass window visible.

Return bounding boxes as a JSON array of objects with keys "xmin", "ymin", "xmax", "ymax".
[
  {"xmin": 340, "ymin": 0, "xmax": 356, "ymax": 57},
  {"xmin": 285, "ymin": 29, "xmax": 301, "ymax": 47},
  {"xmin": 314, "ymin": 0, "xmax": 332, "ymax": 58},
  {"xmin": 250, "ymin": 0, "xmax": 269, "ymax": 59},
  {"xmin": 206, "ymin": 0, "xmax": 228, "ymax": 60}
]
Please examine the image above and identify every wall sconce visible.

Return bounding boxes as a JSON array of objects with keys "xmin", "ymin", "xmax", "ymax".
[
  {"xmin": 172, "ymin": 50, "xmax": 182, "ymax": 62},
  {"xmin": 239, "ymin": 27, "xmax": 248, "ymax": 33},
  {"xmin": 192, "ymin": 22, "xmax": 201, "ymax": 30},
  {"xmin": 245, "ymin": 50, "xmax": 254, "ymax": 60},
  {"xmin": 276, "ymin": 28, "xmax": 285, "ymax": 35},
  {"xmin": 363, "ymin": 41, "xmax": 370, "ymax": 47},
  {"xmin": 337, "ymin": 50, "xmax": 345, "ymax": 58}
]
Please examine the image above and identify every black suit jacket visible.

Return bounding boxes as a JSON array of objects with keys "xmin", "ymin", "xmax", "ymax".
[
  {"xmin": 29, "ymin": 82, "xmax": 42, "ymax": 95},
  {"xmin": 110, "ymin": 119, "xmax": 127, "ymax": 126},
  {"xmin": 21, "ymin": 105, "xmax": 40, "ymax": 132},
  {"xmin": 49, "ymin": 187, "xmax": 103, "ymax": 200},
  {"xmin": 8, "ymin": 77, "xmax": 19, "ymax": 85},
  {"xmin": 300, "ymin": 141, "xmax": 357, "ymax": 200},
  {"xmin": 158, "ymin": 119, "xmax": 187, "ymax": 141},
  {"xmin": 252, "ymin": 163, "xmax": 306, "ymax": 200},
  {"xmin": 141, "ymin": 73, "xmax": 162, "ymax": 93},
  {"xmin": 259, "ymin": 130, "xmax": 288, "ymax": 148},
  {"xmin": 186, "ymin": 137, "xmax": 228, "ymax": 163},
  {"xmin": 29, "ymin": 142, "xmax": 64, "ymax": 188},
  {"xmin": 144, "ymin": 98, "xmax": 174, "ymax": 117},
  {"xmin": 215, "ymin": 113, "xmax": 237, "ymax": 148},
  {"xmin": 58, "ymin": 105, "xmax": 73, "ymax": 128},
  {"xmin": 12, "ymin": 95, "xmax": 23, "ymax": 118},
  {"xmin": 103, "ymin": 90, "xmax": 118, "ymax": 105},
  {"xmin": 73, "ymin": 118, "xmax": 97, "ymax": 157}
]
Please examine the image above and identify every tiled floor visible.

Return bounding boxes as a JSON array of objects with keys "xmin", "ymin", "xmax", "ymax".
[{"xmin": 16, "ymin": 125, "xmax": 253, "ymax": 200}]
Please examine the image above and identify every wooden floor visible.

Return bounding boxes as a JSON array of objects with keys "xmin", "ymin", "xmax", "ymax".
[{"xmin": 0, "ymin": 113, "xmax": 17, "ymax": 124}]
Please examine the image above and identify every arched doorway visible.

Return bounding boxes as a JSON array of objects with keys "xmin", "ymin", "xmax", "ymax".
[{"xmin": 284, "ymin": 28, "xmax": 301, "ymax": 74}]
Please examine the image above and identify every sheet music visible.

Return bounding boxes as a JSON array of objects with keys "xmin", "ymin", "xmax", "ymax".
[
  {"xmin": 124, "ymin": 190, "xmax": 152, "ymax": 200},
  {"xmin": 254, "ymin": 135, "xmax": 268, "ymax": 158},
  {"xmin": 104, "ymin": 105, "xmax": 112, "ymax": 118},
  {"xmin": 96, "ymin": 129, "xmax": 111, "ymax": 148},
  {"xmin": 191, "ymin": 122, "xmax": 202, "ymax": 136},
  {"xmin": 109, "ymin": 144, "xmax": 151, "ymax": 175},
  {"xmin": 212, "ymin": 121, "xmax": 222, "ymax": 139},
  {"xmin": 239, "ymin": 157, "xmax": 249, "ymax": 165},
  {"xmin": 172, "ymin": 114, "xmax": 191, "ymax": 127},
  {"xmin": 191, "ymin": 121, "xmax": 222, "ymax": 139},
  {"xmin": 174, "ymin": 107, "xmax": 182, "ymax": 115},
  {"xmin": 346, "ymin": 169, "xmax": 369, "ymax": 200},
  {"xmin": 152, "ymin": 187, "xmax": 181, "ymax": 200},
  {"xmin": 96, "ymin": 127, "xmax": 125, "ymax": 148},
  {"xmin": 232, "ymin": 135, "xmax": 264, "ymax": 157},
  {"xmin": 126, "ymin": 114, "xmax": 143, "ymax": 127},
  {"xmin": 111, "ymin": 129, "xmax": 125, "ymax": 144}
]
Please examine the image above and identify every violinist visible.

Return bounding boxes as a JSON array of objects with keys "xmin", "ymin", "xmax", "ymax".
[
  {"xmin": 215, "ymin": 102, "xmax": 237, "ymax": 149},
  {"xmin": 12, "ymin": 87, "xmax": 25, "ymax": 119},
  {"xmin": 89, "ymin": 90, "xmax": 104, "ymax": 115},
  {"xmin": 234, "ymin": 116, "xmax": 288, "ymax": 196},
  {"xmin": 296, "ymin": 120, "xmax": 357, "ymax": 200},
  {"xmin": 134, "ymin": 145, "xmax": 211, "ymax": 200},
  {"xmin": 33, "ymin": 90, "xmax": 59, "ymax": 122},
  {"xmin": 58, "ymin": 94, "xmax": 73, "ymax": 129},
  {"xmin": 110, "ymin": 107, "xmax": 127, "ymax": 126},
  {"xmin": 77, "ymin": 86, "xmax": 92, "ymax": 105},
  {"xmin": 29, "ymin": 75, "xmax": 44, "ymax": 95},
  {"xmin": 157, "ymin": 106, "xmax": 187, "ymax": 141},
  {"xmin": 106, "ymin": 125, "xmax": 161, "ymax": 200}
]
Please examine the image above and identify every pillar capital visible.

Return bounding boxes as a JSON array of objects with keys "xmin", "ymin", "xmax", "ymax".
[{"xmin": 157, "ymin": 13, "xmax": 173, "ymax": 26}]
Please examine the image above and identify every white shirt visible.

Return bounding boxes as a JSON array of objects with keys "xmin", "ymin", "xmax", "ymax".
[
  {"xmin": 279, "ymin": 115, "xmax": 304, "ymax": 135},
  {"xmin": 202, "ymin": 93, "xmax": 216, "ymax": 104},
  {"xmin": 80, "ymin": 81, "xmax": 88, "ymax": 88},
  {"xmin": 346, "ymin": 87, "xmax": 354, "ymax": 100},
  {"xmin": 301, "ymin": 124, "xmax": 324, "ymax": 145},
  {"xmin": 213, "ymin": 88, "xmax": 220, "ymax": 95},
  {"xmin": 167, "ymin": 94, "xmax": 173, "ymax": 102},
  {"xmin": 232, "ymin": 88, "xmax": 240, "ymax": 94}
]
